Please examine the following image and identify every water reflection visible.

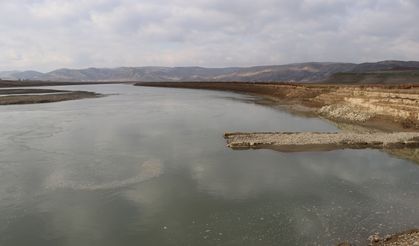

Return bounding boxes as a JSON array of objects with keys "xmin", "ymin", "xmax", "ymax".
[{"xmin": 0, "ymin": 85, "xmax": 418, "ymax": 246}]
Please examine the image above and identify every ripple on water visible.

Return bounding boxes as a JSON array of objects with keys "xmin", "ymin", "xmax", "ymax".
[{"xmin": 43, "ymin": 159, "xmax": 163, "ymax": 191}]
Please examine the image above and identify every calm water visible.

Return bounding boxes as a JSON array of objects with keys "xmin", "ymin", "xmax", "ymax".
[{"xmin": 0, "ymin": 84, "xmax": 418, "ymax": 246}]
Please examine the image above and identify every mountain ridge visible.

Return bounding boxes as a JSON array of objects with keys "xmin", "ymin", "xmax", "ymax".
[{"xmin": 2, "ymin": 60, "xmax": 419, "ymax": 83}]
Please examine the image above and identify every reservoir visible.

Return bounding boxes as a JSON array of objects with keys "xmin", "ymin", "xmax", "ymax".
[{"xmin": 0, "ymin": 84, "xmax": 418, "ymax": 245}]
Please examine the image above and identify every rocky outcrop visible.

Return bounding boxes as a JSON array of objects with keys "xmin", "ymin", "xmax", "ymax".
[{"xmin": 316, "ymin": 87, "xmax": 419, "ymax": 128}]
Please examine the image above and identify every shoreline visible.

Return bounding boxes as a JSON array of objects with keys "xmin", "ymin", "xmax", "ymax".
[
  {"xmin": 135, "ymin": 82, "xmax": 419, "ymax": 131},
  {"xmin": 135, "ymin": 82, "xmax": 419, "ymax": 158},
  {"xmin": 0, "ymin": 80, "xmax": 131, "ymax": 88}
]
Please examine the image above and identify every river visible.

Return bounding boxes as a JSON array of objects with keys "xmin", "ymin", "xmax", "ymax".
[{"xmin": 0, "ymin": 84, "xmax": 418, "ymax": 245}]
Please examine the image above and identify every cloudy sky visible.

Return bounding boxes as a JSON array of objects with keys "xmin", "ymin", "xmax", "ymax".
[{"xmin": 0, "ymin": 0, "xmax": 418, "ymax": 71}]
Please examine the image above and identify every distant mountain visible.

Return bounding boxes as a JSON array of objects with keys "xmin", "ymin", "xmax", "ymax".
[
  {"xmin": 0, "ymin": 70, "xmax": 44, "ymax": 80},
  {"xmin": 321, "ymin": 61, "xmax": 419, "ymax": 84},
  {"xmin": 325, "ymin": 70, "xmax": 419, "ymax": 84},
  {"xmin": 1, "ymin": 60, "xmax": 419, "ymax": 83},
  {"xmin": 0, "ymin": 71, "xmax": 20, "ymax": 79},
  {"xmin": 351, "ymin": 60, "xmax": 419, "ymax": 73}
]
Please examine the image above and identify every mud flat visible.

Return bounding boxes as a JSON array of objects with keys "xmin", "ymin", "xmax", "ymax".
[
  {"xmin": 0, "ymin": 80, "xmax": 129, "ymax": 88},
  {"xmin": 224, "ymin": 132, "xmax": 419, "ymax": 151},
  {"xmin": 0, "ymin": 89, "xmax": 101, "ymax": 105}
]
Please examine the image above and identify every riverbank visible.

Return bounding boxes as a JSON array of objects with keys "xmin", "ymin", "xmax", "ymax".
[
  {"xmin": 136, "ymin": 82, "xmax": 419, "ymax": 131},
  {"xmin": 0, "ymin": 89, "xmax": 101, "ymax": 105}
]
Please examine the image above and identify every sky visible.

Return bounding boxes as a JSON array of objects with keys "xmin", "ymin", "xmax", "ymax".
[{"xmin": 0, "ymin": 0, "xmax": 418, "ymax": 72}]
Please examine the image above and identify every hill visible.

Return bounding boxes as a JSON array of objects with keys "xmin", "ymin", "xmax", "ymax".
[
  {"xmin": 325, "ymin": 70, "xmax": 419, "ymax": 84},
  {"xmin": 1, "ymin": 60, "xmax": 419, "ymax": 83}
]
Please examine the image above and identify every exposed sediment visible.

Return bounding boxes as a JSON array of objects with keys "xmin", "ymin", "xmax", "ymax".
[
  {"xmin": 0, "ymin": 80, "xmax": 130, "ymax": 88},
  {"xmin": 224, "ymin": 132, "xmax": 419, "ymax": 151},
  {"xmin": 0, "ymin": 89, "xmax": 65, "ymax": 95},
  {"xmin": 315, "ymin": 86, "xmax": 419, "ymax": 129},
  {"xmin": 0, "ymin": 89, "xmax": 101, "ymax": 105}
]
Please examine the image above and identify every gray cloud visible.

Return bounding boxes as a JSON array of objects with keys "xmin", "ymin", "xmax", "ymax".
[{"xmin": 0, "ymin": 0, "xmax": 418, "ymax": 71}]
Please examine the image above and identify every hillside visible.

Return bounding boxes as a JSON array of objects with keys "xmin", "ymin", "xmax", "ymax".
[
  {"xmin": 1, "ymin": 60, "xmax": 419, "ymax": 83},
  {"xmin": 326, "ymin": 70, "xmax": 419, "ymax": 84}
]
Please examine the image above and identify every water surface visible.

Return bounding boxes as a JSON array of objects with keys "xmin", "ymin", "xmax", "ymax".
[{"xmin": 0, "ymin": 84, "xmax": 418, "ymax": 245}]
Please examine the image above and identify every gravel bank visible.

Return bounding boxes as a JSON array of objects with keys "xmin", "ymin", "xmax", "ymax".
[{"xmin": 224, "ymin": 132, "xmax": 419, "ymax": 151}]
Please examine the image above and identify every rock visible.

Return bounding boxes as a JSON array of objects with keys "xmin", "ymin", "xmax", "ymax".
[{"xmin": 368, "ymin": 233, "xmax": 381, "ymax": 243}]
